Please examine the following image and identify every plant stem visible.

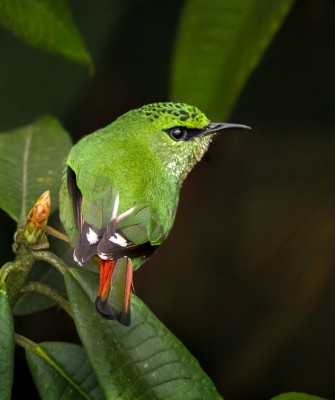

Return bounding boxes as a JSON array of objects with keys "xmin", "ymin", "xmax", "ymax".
[
  {"xmin": 46, "ymin": 226, "xmax": 70, "ymax": 243},
  {"xmin": 32, "ymin": 250, "xmax": 68, "ymax": 275},
  {"xmin": 21, "ymin": 282, "xmax": 73, "ymax": 317},
  {"xmin": 0, "ymin": 262, "xmax": 22, "ymax": 284},
  {"xmin": 1, "ymin": 255, "xmax": 35, "ymax": 303},
  {"xmin": 1, "ymin": 239, "xmax": 70, "ymax": 307}
]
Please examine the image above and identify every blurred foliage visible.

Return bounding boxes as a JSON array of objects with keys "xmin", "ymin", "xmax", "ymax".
[
  {"xmin": 0, "ymin": 0, "xmax": 92, "ymax": 70},
  {"xmin": 0, "ymin": 0, "xmax": 335, "ymax": 399},
  {"xmin": 171, "ymin": 0, "xmax": 294, "ymax": 120}
]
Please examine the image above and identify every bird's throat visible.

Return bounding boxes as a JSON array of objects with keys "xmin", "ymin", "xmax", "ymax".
[{"xmin": 160, "ymin": 136, "xmax": 213, "ymax": 185}]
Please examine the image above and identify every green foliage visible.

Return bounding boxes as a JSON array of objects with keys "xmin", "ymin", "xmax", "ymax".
[
  {"xmin": 66, "ymin": 267, "xmax": 222, "ymax": 400},
  {"xmin": 0, "ymin": 116, "xmax": 72, "ymax": 225},
  {"xmin": 0, "ymin": 282, "xmax": 14, "ymax": 400},
  {"xmin": 171, "ymin": 0, "xmax": 295, "ymax": 120},
  {"xmin": 0, "ymin": 0, "xmax": 93, "ymax": 70}
]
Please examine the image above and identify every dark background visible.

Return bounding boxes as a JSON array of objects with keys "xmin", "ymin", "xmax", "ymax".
[{"xmin": 1, "ymin": 0, "xmax": 335, "ymax": 399}]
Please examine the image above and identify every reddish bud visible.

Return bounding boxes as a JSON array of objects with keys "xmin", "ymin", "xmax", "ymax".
[{"xmin": 23, "ymin": 191, "xmax": 50, "ymax": 245}]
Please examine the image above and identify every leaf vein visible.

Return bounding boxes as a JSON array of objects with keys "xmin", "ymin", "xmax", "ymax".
[{"xmin": 21, "ymin": 126, "xmax": 33, "ymax": 223}]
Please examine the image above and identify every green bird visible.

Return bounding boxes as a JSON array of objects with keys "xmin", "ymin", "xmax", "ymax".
[{"xmin": 59, "ymin": 102, "xmax": 249, "ymax": 326}]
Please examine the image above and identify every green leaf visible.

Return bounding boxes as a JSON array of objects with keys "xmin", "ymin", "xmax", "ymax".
[
  {"xmin": 65, "ymin": 267, "xmax": 223, "ymax": 400},
  {"xmin": 26, "ymin": 341, "xmax": 103, "ymax": 400},
  {"xmin": 0, "ymin": 0, "xmax": 93, "ymax": 70},
  {"xmin": 271, "ymin": 393, "xmax": 326, "ymax": 400},
  {"xmin": 0, "ymin": 282, "xmax": 14, "ymax": 400},
  {"xmin": 0, "ymin": 116, "xmax": 72, "ymax": 225},
  {"xmin": 171, "ymin": 0, "xmax": 295, "ymax": 119}
]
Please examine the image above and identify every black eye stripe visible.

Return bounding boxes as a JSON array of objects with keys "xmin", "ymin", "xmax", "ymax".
[{"xmin": 165, "ymin": 127, "xmax": 203, "ymax": 141}]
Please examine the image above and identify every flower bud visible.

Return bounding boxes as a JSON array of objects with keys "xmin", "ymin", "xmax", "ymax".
[{"xmin": 23, "ymin": 191, "xmax": 50, "ymax": 245}]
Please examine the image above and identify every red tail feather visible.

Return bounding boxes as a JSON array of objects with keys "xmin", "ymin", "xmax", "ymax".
[
  {"xmin": 95, "ymin": 258, "xmax": 133, "ymax": 326},
  {"xmin": 97, "ymin": 259, "xmax": 116, "ymax": 301}
]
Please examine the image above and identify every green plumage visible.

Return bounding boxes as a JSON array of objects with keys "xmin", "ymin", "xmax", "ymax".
[{"xmin": 59, "ymin": 102, "xmax": 249, "ymax": 324}]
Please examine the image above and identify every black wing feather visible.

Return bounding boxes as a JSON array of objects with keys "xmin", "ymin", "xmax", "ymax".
[
  {"xmin": 98, "ymin": 217, "xmax": 157, "ymax": 260},
  {"xmin": 67, "ymin": 167, "xmax": 82, "ymax": 230}
]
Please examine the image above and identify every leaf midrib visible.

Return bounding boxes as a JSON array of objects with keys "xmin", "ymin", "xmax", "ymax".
[{"xmin": 20, "ymin": 125, "xmax": 33, "ymax": 225}]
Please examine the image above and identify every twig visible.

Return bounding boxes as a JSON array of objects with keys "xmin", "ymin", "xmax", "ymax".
[
  {"xmin": 46, "ymin": 226, "xmax": 70, "ymax": 243},
  {"xmin": 32, "ymin": 251, "xmax": 68, "ymax": 275},
  {"xmin": 21, "ymin": 282, "xmax": 73, "ymax": 317}
]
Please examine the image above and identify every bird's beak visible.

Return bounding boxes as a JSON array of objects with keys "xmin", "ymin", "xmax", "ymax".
[{"xmin": 201, "ymin": 122, "xmax": 251, "ymax": 136}]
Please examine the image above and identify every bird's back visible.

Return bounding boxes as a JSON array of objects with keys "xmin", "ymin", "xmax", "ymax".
[{"xmin": 62, "ymin": 122, "xmax": 179, "ymax": 249}]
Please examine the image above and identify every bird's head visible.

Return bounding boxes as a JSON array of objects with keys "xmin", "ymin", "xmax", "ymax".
[{"xmin": 118, "ymin": 102, "xmax": 250, "ymax": 184}]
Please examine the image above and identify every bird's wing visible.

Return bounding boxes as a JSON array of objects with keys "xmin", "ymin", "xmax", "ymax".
[
  {"xmin": 96, "ymin": 203, "xmax": 159, "ymax": 261},
  {"xmin": 66, "ymin": 167, "xmax": 161, "ymax": 265}
]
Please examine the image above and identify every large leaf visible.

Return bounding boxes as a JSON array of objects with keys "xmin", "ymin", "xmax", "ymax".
[
  {"xmin": 0, "ymin": 282, "xmax": 14, "ymax": 400},
  {"xmin": 0, "ymin": 116, "xmax": 72, "ymax": 225},
  {"xmin": 65, "ymin": 267, "xmax": 223, "ymax": 400},
  {"xmin": 26, "ymin": 341, "xmax": 103, "ymax": 400},
  {"xmin": 0, "ymin": 0, "xmax": 93, "ymax": 69},
  {"xmin": 171, "ymin": 0, "xmax": 295, "ymax": 120},
  {"xmin": 271, "ymin": 393, "xmax": 326, "ymax": 400}
]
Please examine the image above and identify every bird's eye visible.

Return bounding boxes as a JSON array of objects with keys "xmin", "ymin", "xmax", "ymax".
[{"xmin": 168, "ymin": 128, "xmax": 187, "ymax": 141}]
